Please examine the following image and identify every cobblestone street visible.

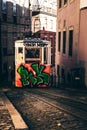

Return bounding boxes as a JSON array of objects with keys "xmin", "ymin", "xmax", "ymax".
[
  {"xmin": 5, "ymin": 88, "xmax": 87, "ymax": 130},
  {"xmin": 0, "ymin": 0, "xmax": 87, "ymax": 130}
]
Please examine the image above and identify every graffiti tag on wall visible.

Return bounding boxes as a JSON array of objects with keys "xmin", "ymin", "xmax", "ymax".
[{"xmin": 16, "ymin": 63, "xmax": 50, "ymax": 87}]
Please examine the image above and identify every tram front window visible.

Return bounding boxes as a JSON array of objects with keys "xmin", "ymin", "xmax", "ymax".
[
  {"xmin": 25, "ymin": 48, "xmax": 40, "ymax": 58},
  {"xmin": 18, "ymin": 47, "xmax": 23, "ymax": 53}
]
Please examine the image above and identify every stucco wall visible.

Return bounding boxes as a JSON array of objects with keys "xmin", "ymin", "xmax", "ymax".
[
  {"xmin": 79, "ymin": 9, "xmax": 87, "ymax": 87},
  {"xmin": 80, "ymin": 0, "xmax": 87, "ymax": 9},
  {"xmin": 79, "ymin": 9, "xmax": 87, "ymax": 61},
  {"xmin": 56, "ymin": 0, "xmax": 80, "ymax": 72}
]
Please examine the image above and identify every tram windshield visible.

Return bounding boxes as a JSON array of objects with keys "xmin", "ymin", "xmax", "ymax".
[
  {"xmin": 25, "ymin": 48, "xmax": 40, "ymax": 58},
  {"xmin": 15, "ymin": 38, "xmax": 51, "ymax": 65}
]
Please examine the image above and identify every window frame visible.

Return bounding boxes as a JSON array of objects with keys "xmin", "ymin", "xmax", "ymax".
[
  {"xmin": 2, "ymin": 0, "xmax": 7, "ymax": 12},
  {"xmin": 64, "ymin": 0, "xmax": 67, "ymax": 5},
  {"xmin": 59, "ymin": 0, "xmax": 62, "ymax": 9},
  {"xmin": 68, "ymin": 29, "xmax": 73, "ymax": 57},
  {"xmin": 58, "ymin": 31, "xmax": 61, "ymax": 52},
  {"xmin": 13, "ymin": 0, "xmax": 17, "ymax": 16},
  {"xmin": 62, "ymin": 30, "xmax": 66, "ymax": 54}
]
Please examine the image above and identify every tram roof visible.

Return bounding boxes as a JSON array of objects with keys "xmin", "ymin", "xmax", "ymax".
[
  {"xmin": 15, "ymin": 38, "xmax": 51, "ymax": 47},
  {"xmin": 15, "ymin": 38, "xmax": 51, "ymax": 44}
]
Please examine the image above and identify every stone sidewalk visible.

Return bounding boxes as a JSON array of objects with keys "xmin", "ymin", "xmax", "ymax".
[{"xmin": 0, "ymin": 90, "xmax": 28, "ymax": 130}]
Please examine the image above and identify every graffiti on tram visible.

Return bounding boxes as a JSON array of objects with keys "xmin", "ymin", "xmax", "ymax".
[{"xmin": 16, "ymin": 63, "xmax": 50, "ymax": 87}]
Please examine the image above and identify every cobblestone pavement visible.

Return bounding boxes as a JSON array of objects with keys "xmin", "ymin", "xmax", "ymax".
[
  {"xmin": 6, "ymin": 89, "xmax": 87, "ymax": 130},
  {"xmin": 41, "ymin": 87, "xmax": 87, "ymax": 103},
  {"xmin": 0, "ymin": 92, "xmax": 15, "ymax": 130}
]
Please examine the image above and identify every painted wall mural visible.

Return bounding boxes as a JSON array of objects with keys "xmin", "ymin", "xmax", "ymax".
[{"xmin": 15, "ymin": 63, "xmax": 50, "ymax": 87}]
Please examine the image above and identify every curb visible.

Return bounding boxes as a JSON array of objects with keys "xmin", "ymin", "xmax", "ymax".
[{"xmin": 2, "ymin": 92, "xmax": 28, "ymax": 130}]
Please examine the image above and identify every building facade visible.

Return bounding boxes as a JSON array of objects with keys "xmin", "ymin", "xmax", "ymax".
[
  {"xmin": 32, "ymin": 0, "xmax": 57, "ymax": 70},
  {"xmin": 0, "ymin": 0, "xmax": 31, "ymax": 84},
  {"xmin": 79, "ymin": 0, "xmax": 87, "ymax": 87},
  {"xmin": 56, "ymin": 0, "xmax": 87, "ymax": 87}
]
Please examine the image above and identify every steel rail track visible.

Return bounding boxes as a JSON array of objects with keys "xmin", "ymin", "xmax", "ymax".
[
  {"xmin": 37, "ymin": 89, "xmax": 87, "ymax": 105},
  {"xmin": 24, "ymin": 89, "xmax": 87, "ymax": 122}
]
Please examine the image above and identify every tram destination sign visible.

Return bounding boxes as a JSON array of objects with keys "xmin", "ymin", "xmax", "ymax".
[{"xmin": 23, "ymin": 39, "xmax": 48, "ymax": 47}]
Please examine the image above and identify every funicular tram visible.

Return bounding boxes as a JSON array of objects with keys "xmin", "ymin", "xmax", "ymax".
[{"xmin": 15, "ymin": 38, "xmax": 51, "ymax": 87}]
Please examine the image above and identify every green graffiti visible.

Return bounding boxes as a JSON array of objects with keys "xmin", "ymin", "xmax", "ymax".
[
  {"xmin": 17, "ymin": 63, "xmax": 50, "ymax": 87},
  {"xmin": 17, "ymin": 66, "xmax": 29, "ymax": 86},
  {"xmin": 31, "ymin": 64, "xmax": 49, "ymax": 85}
]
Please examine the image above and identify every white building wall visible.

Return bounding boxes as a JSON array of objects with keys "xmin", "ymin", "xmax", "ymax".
[
  {"xmin": 32, "ymin": 13, "xmax": 56, "ymax": 33},
  {"xmin": 80, "ymin": 0, "xmax": 87, "ymax": 9},
  {"xmin": 32, "ymin": 0, "xmax": 57, "ymax": 33},
  {"xmin": 32, "ymin": 0, "xmax": 56, "ymax": 11},
  {"xmin": 39, "ymin": 14, "xmax": 56, "ymax": 31}
]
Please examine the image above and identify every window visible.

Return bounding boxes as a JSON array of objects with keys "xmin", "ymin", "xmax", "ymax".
[
  {"xmin": 62, "ymin": 31, "xmax": 66, "ymax": 54},
  {"xmin": 2, "ymin": 31, "xmax": 7, "ymax": 47},
  {"xmin": 13, "ymin": 0, "xmax": 17, "ymax": 23},
  {"xmin": 59, "ymin": 0, "xmax": 62, "ymax": 8},
  {"xmin": 68, "ymin": 30, "xmax": 73, "ymax": 56},
  {"xmin": 18, "ymin": 48, "xmax": 23, "ymax": 53},
  {"xmin": 47, "ymin": 7, "xmax": 51, "ymax": 12},
  {"xmin": 58, "ymin": 32, "xmax": 61, "ymax": 52},
  {"xmin": 2, "ymin": 0, "xmax": 7, "ymax": 21},
  {"xmin": 64, "ymin": 0, "xmax": 67, "ymax": 5},
  {"xmin": 2, "ymin": 0, "xmax": 6, "ymax": 12},
  {"xmin": 22, "ymin": 5, "xmax": 25, "ymax": 16},
  {"xmin": 13, "ymin": 0, "xmax": 17, "ymax": 15},
  {"xmin": 44, "ymin": 48, "xmax": 47, "ymax": 64},
  {"xmin": 25, "ymin": 48, "xmax": 41, "ymax": 64},
  {"xmin": 50, "ymin": 20, "xmax": 53, "ymax": 29},
  {"xmin": 25, "ymin": 48, "xmax": 40, "ymax": 58},
  {"xmin": 34, "ymin": 19, "xmax": 40, "ymax": 32},
  {"xmin": 45, "ymin": 18, "xmax": 47, "ymax": 29},
  {"xmin": 50, "ymin": 37, "xmax": 53, "ymax": 46},
  {"xmin": 13, "ymin": 15, "xmax": 17, "ymax": 24},
  {"xmin": 63, "ymin": 20, "xmax": 66, "ymax": 27},
  {"xmin": 3, "ymin": 48, "xmax": 7, "ymax": 56},
  {"xmin": 21, "ymin": 2, "xmax": 25, "ymax": 16},
  {"xmin": 57, "ymin": 65, "xmax": 60, "ymax": 76},
  {"xmin": 2, "ymin": 13, "xmax": 7, "ymax": 22}
]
